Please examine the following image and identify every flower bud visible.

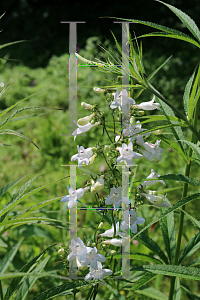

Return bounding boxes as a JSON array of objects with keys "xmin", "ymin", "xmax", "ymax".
[
  {"xmin": 76, "ymin": 257, "xmax": 88, "ymax": 271},
  {"xmin": 130, "ymin": 116, "xmax": 136, "ymax": 124},
  {"xmin": 107, "ymin": 249, "xmax": 116, "ymax": 256},
  {"xmin": 58, "ymin": 248, "xmax": 65, "ymax": 256},
  {"xmin": 93, "ymin": 87, "xmax": 106, "ymax": 93},
  {"xmin": 91, "ymin": 242, "xmax": 96, "ymax": 247},
  {"xmin": 88, "ymin": 154, "xmax": 97, "ymax": 165},
  {"xmin": 77, "ymin": 113, "xmax": 95, "ymax": 126},
  {"xmin": 151, "ymin": 129, "xmax": 165, "ymax": 135},
  {"xmin": 91, "ymin": 177, "xmax": 104, "ymax": 193},
  {"xmin": 104, "ymin": 145, "xmax": 110, "ymax": 152},
  {"xmin": 98, "ymin": 222, "xmax": 104, "ymax": 229},
  {"xmin": 81, "ymin": 102, "xmax": 93, "ymax": 109},
  {"xmin": 136, "ymin": 110, "xmax": 145, "ymax": 116}
]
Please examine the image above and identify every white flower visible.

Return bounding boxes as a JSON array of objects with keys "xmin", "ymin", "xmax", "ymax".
[
  {"xmin": 81, "ymin": 247, "xmax": 106, "ymax": 269},
  {"xmin": 139, "ymin": 140, "xmax": 164, "ymax": 162},
  {"xmin": 105, "ymin": 186, "xmax": 129, "ymax": 209},
  {"xmin": 141, "ymin": 192, "xmax": 171, "ymax": 208},
  {"xmin": 135, "ymin": 96, "xmax": 160, "ymax": 110},
  {"xmin": 116, "ymin": 142, "xmax": 143, "ymax": 166},
  {"xmin": 143, "ymin": 169, "xmax": 166, "ymax": 186},
  {"xmin": 60, "ymin": 186, "xmax": 88, "ymax": 209},
  {"xmin": 91, "ymin": 176, "xmax": 104, "ymax": 193},
  {"xmin": 121, "ymin": 209, "xmax": 145, "ymax": 234},
  {"xmin": 85, "ymin": 261, "xmax": 112, "ymax": 281},
  {"xmin": 67, "ymin": 237, "xmax": 87, "ymax": 262},
  {"xmin": 93, "ymin": 87, "xmax": 105, "ymax": 93},
  {"xmin": 71, "ymin": 145, "xmax": 93, "ymax": 167},
  {"xmin": 72, "ymin": 120, "xmax": 100, "ymax": 141},
  {"xmin": 122, "ymin": 121, "xmax": 151, "ymax": 143},
  {"xmin": 110, "ymin": 89, "xmax": 135, "ymax": 110},
  {"xmin": 100, "ymin": 222, "xmax": 121, "ymax": 238}
]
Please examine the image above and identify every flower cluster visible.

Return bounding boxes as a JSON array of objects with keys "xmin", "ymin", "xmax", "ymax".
[
  {"xmin": 67, "ymin": 237, "xmax": 112, "ymax": 281},
  {"xmin": 60, "ymin": 88, "xmax": 171, "ymax": 280}
]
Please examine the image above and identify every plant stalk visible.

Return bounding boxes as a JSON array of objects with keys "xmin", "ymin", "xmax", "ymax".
[{"xmin": 168, "ymin": 95, "xmax": 200, "ymax": 300}]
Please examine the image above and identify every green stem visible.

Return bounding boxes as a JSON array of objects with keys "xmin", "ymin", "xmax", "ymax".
[
  {"xmin": 0, "ymin": 280, "xmax": 3, "ymax": 300},
  {"xmin": 85, "ymin": 285, "xmax": 94, "ymax": 300},
  {"xmin": 111, "ymin": 209, "xmax": 116, "ymax": 238},
  {"xmin": 168, "ymin": 95, "xmax": 200, "ymax": 300}
]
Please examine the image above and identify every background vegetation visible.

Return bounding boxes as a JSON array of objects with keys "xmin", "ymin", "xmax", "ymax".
[{"xmin": 0, "ymin": 1, "xmax": 200, "ymax": 299}]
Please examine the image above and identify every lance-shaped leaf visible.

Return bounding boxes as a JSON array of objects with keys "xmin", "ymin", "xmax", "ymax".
[
  {"xmin": 0, "ymin": 129, "xmax": 39, "ymax": 149},
  {"xmin": 159, "ymin": 174, "xmax": 200, "ymax": 187},
  {"xmin": 178, "ymin": 231, "xmax": 200, "ymax": 265},
  {"xmin": 127, "ymin": 272, "xmax": 158, "ymax": 297},
  {"xmin": 0, "ymin": 238, "xmax": 23, "ymax": 273},
  {"xmin": 134, "ymin": 287, "xmax": 168, "ymax": 300}
]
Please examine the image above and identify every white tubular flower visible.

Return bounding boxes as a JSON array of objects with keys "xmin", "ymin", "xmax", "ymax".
[
  {"xmin": 141, "ymin": 192, "xmax": 171, "ymax": 208},
  {"xmin": 105, "ymin": 186, "xmax": 129, "ymax": 209},
  {"xmin": 72, "ymin": 120, "xmax": 100, "ymax": 141},
  {"xmin": 123, "ymin": 121, "xmax": 151, "ymax": 143},
  {"xmin": 71, "ymin": 145, "xmax": 93, "ymax": 167},
  {"xmin": 100, "ymin": 222, "xmax": 121, "ymax": 238},
  {"xmin": 135, "ymin": 96, "xmax": 161, "ymax": 110},
  {"xmin": 116, "ymin": 142, "xmax": 143, "ymax": 166},
  {"xmin": 85, "ymin": 261, "xmax": 112, "ymax": 281},
  {"xmin": 143, "ymin": 169, "xmax": 166, "ymax": 186},
  {"xmin": 81, "ymin": 247, "xmax": 106, "ymax": 270},
  {"xmin": 67, "ymin": 237, "xmax": 87, "ymax": 262},
  {"xmin": 81, "ymin": 102, "xmax": 93, "ymax": 109},
  {"xmin": 102, "ymin": 236, "xmax": 129, "ymax": 247},
  {"xmin": 110, "ymin": 89, "xmax": 135, "ymax": 110},
  {"xmin": 88, "ymin": 154, "xmax": 97, "ymax": 166},
  {"xmin": 91, "ymin": 176, "xmax": 104, "ymax": 193},
  {"xmin": 60, "ymin": 186, "xmax": 88, "ymax": 209},
  {"xmin": 76, "ymin": 257, "xmax": 88, "ymax": 271},
  {"xmin": 121, "ymin": 209, "xmax": 145, "ymax": 234},
  {"xmin": 77, "ymin": 113, "xmax": 95, "ymax": 126},
  {"xmin": 139, "ymin": 140, "xmax": 164, "ymax": 162}
]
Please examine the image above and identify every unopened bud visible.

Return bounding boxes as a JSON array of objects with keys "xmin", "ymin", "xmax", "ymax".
[
  {"xmin": 104, "ymin": 145, "xmax": 110, "ymax": 152},
  {"xmin": 130, "ymin": 116, "xmax": 136, "ymax": 124},
  {"xmin": 58, "ymin": 248, "xmax": 65, "ymax": 256},
  {"xmin": 91, "ymin": 177, "xmax": 104, "ymax": 193},
  {"xmin": 77, "ymin": 113, "xmax": 95, "ymax": 126},
  {"xmin": 136, "ymin": 110, "xmax": 145, "ymax": 116},
  {"xmin": 81, "ymin": 102, "xmax": 93, "ymax": 109},
  {"xmin": 98, "ymin": 222, "xmax": 104, "ymax": 229},
  {"xmin": 151, "ymin": 129, "xmax": 165, "ymax": 135},
  {"xmin": 93, "ymin": 87, "xmax": 106, "ymax": 93},
  {"xmin": 88, "ymin": 154, "xmax": 97, "ymax": 165}
]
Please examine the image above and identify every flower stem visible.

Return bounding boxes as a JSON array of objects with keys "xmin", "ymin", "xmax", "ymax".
[
  {"xmin": 0, "ymin": 280, "xmax": 3, "ymax": 300},
  {"xmin": 168, "ymin": 94, "xmax": 200, "ymax": 300}
]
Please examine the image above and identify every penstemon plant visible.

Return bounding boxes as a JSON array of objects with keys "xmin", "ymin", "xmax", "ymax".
[{"xmin": 1, "ymin": 2, "xmax": 200, "ymax": 300}]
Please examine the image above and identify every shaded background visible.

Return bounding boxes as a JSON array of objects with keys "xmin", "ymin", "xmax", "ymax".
[{"xmin": 0, "ymin": 0, "xmax": 200, "ymax": 68}]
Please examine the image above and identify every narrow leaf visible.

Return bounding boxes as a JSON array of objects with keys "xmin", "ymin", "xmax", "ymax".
[
  {"xmin": 0, "ymin": 238, "xmax": 23, "ymax": 273},
  {"xmin": 159, "ymin": 174, "xmax": 200, "ymax": 187},
  {"xmin": 134, "ymin": 287, "xmax": 168, "ymax": 300},
  {"xmin": 127, "ymin": 272, "xmax": 158, "ymax": 297},
  {"xmin": 178, "ymin": 231, "xmax": 200, "ymax": 265},
  {"xmin": 0, "ymin": 129, "xmax": 39, "ymax": 149}
]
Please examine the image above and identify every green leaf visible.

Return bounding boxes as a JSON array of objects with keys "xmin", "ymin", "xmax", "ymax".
[
  {"xmin": 31, "ymin": 279, "xmax": 104, "ymax": 300},
  {"xmin": 131, "ymin": 192, "xmax": 200, "ymax": 241},
  {"xmin": 157, "ymin": 1, "xmax": 200, "ymax": 43},
  {"xmin": 0, "ymin": 129, "xmax": 39, "ymax": 149},
  {"xmin": 185, "ymin": 257, "xmax": 200, "ymax": 267},
  {"xmin": 127, "ymin": 272, "xmax": 158, "ymax": 297},
  {"xmin": 0, "ymin": 176, "xmax": 25, "ymax": 198},
  {"xmin": 188, "ymin": 65, "xmax": 200, "ymax": 119},
  {"xmin": 0, "ymin": 238, "xmax": 7, "ymax": 247},
  {"xmin": 183, "ymin": 66, "xmax": 197, "ymax": 117},
  {"xmin": 180, "ymin": 209, "xmax": 200, "ymax": 229},
  {"xmin": 0, "ymin": 238, "xmax": 23, "ymax": 273},
  {"xmin": 159, "ymin": 211, "xmax": 176, "ymax": 264},
  {"xmin": 105, "ymin": 283, "xmax": 125, "ymax": 300},
  {"xmin": 108, "ymin": 253, "xmax": 162, "ymax": 265},
  {"xmin": 0, "ymin": 175, "xmax": 40, "ymax": 223},
  {"xmin": 181, "ymin": 285, "xmax": 200, "ymax": 299},
  {"xmin": 137, "ymin": 232, "xmax": 168, "ymax": 264},
  {"xmin": 178, "ymin": 230, "xmax": 200, "ymax": 265},
  {"xmin": 3, "ymin": 244, "xmax": 55, "ymax": 300},
  {"xmin": 134, "ymin": 287, "xmax": 168, "ymax": 300},
  {"xmin": 180, "ymin": 140, "xmax": 200, "ymax": 160},
  {"xmin": 131, "ymin": 265, "xmax": 200, "ymax": 280},
  {"xmin": 159, "ymin": 174, "xmax": 200, "ymax": 187},
  {"xmin": 147, "ymin": 56, "xmax": 172, "ymax": 81},
  {"xmin": 138, "ymin": 32, "xmax": 200, "ymax": 49},
  {"xmin": 15, "ymin": 255, "xmax": 50, "ymax": 300},
  {"xmin": 154, "ymin": 96, "xmax": 187, "ymax": 154}
]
